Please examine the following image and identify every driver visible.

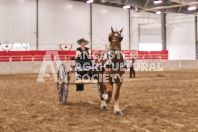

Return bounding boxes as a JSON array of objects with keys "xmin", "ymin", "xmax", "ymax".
[{"xmin": 75, "ymin": 38, "xmax": 92, "ymax": 68}]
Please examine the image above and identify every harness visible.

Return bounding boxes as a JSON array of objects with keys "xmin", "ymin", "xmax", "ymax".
[
  {"xmin": 104, "ymin": 50, "xmax": 127, "ymax": 69},
  {"xmin": 97, "ymin": 49, "xmax": 127, "ymax": 101},
  {"xmin": 96, "ymin": 31, "xmax": 126, "ymax": 73},
  {"xmin": 95, "ymin": 49, "xmax": 127, "ymax": 75}
]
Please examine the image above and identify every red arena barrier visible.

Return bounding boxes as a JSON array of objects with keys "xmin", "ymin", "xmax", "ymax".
[{"xmin": 0, "ymin": 50, "xmax": 168, "ymax": 62}]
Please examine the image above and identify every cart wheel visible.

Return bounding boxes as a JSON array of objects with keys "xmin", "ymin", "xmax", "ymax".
[{"xmin": 57, "ymin": 64, "xmax": 68, "ymax": 105}]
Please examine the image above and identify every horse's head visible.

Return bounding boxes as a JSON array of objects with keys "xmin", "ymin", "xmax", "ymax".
[{"xmin": 109, "ymin": 27, "xmax": 123, "ymax": 51}]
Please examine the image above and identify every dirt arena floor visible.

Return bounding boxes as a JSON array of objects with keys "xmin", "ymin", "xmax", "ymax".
[{"xmin": 0, "ymin": 70, "xmax": 198, "ymax": 132}]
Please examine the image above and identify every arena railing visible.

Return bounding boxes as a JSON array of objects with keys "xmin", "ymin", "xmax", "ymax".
[{"xmin": 0, "ymin": 54, "xmax": 168, "ymax": 62}]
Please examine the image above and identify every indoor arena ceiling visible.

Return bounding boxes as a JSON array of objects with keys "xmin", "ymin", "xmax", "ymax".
[{"xmin": 71, "ymin": 0, "xmax": 198, "ymax": 14}]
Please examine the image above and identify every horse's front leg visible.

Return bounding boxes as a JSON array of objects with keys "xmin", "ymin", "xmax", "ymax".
[
  {"xmin": 102, "ymin": 70, "xmax": 114, "ymax": 103},
  {"xmin": 114, "ymin": 71, "xmax": 125, "ymax": 115},
  {"xmin": 114, "ymin": 82, "xmax": 122, "ymax": 115},
  {"xmin": 99, "ymin": 82, "xmax": 108, "ymax": 109},
  {"xmin": 98, "ymin": 73, "xmax": 107, "ymax": 109}
]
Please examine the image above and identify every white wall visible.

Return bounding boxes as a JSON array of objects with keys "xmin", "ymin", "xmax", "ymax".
[
  {"xmin": 166, "ymin": 13, "xmax": 196, "ymax": 60},
  {"xmin": 0, "ymin": 0, "xmax": 36, "ymax": 48},
  {"xmin": 92, "ymin": 4, "xmax": 129, "ymax": 50},
  {"xmin": 38, "ymin": 0, "xmax": 90, "ymax": 50},
  {"xmin": 0, "ymin": 0, "xmax": 197, "ymax": 60},
  {"xmin": 130, "ymin": 10, "xmax": 161, "ymax": 50}
]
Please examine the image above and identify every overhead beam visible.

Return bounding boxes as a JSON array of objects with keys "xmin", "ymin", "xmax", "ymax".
[
  {"xmin": 139, "ymin": 1, "xmax": 198, "ymax": 12},
  {"xmin": 178, "ymin": 7, "xmax": 182, "ymax": 13},
  {"xmin": 144, "ymin": 0, "xmax": 150, "ymax": 8},
  {"xmin": 107, "ymin": 0, "xmax": 144, "ymax": 8}
]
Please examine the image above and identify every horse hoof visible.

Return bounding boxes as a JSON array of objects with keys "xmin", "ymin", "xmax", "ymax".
[
  {"xmin": 101, "ymin": 106, "xmax": 107, "ymax": 110},
  {"xmin": 114, "ymin": 111, "xmax": 122, "ymax": 115}
]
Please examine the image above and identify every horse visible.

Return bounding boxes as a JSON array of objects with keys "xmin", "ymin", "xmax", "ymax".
[{"xmin": 95, "ymin": 27, "xmax": 127, "ymax": 115}]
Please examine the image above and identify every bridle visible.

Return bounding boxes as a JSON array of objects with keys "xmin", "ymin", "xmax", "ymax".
[
  {"xmin": 111, "ymin": 32, "xmax": 119, "ymax": 42},
  {"xmin": 104, "ymin": 31, "xmax": 127, "ymax": 69},
  {"xmin": 110, "ymin": 32, "xmax": 122, "ymax": 42},
  {"xmin": 109, "ymin": 32, "xmax": 123, "ymax": 52}
]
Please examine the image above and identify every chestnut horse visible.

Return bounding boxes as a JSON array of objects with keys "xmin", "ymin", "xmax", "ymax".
[{"xmin": 96, "ymin": 27, "xmax": 126, "ymax": 115}]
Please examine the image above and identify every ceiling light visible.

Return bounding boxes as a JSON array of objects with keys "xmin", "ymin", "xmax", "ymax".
[
  {"xmin": 188, "ymin": 6, "xmax": 196, "ymax": 11},
  {"xmin": 123, "ymin": 5, "xmax": 130, "ymax": 9},
  {"xmin": 154, "ymin": 0, "xmax": 162, "ymax": 4},
  {"xmin": 87, "ymin": 0, "xmax": 94, "ymax": 3},
  {"xmin": 156, "ymin": 11, "xmax": 161, "ymax": 15}
]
